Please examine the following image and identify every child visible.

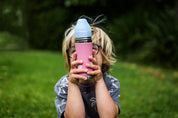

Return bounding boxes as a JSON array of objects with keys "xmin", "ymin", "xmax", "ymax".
[{"xmin": 54, "ymin": 17, "xmax": 120, "ymax": 118}]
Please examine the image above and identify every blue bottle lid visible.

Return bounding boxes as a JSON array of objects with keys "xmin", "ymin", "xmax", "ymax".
[{"xmin": 75, "ymin": 19, "xmax": 92, "ymax": 38}]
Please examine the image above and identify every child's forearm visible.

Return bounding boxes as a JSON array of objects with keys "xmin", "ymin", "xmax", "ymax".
[
  {"xmin": 95, "ymin": 78, "xmax": 118, "ymax": 118},
  {"xmin": 64, "ymin": 82, "xmax": 85, "ymax": 118}
]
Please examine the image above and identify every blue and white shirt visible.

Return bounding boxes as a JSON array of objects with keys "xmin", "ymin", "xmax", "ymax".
[{"xmin": 54, "ymin": 73, "xmax": 120, "ymax": 118}]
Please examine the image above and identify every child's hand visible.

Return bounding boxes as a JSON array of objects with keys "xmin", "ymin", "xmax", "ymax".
[
  {"xmin": 69, "ymin": 52, "xmax": 87, "ymax": 84},
  {"xmin": 86, "ymin": 50, "xmax": 103, "ymax": 82}
]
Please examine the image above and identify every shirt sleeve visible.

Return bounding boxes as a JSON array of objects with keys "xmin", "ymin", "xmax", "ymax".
[
  {"xmin": 107, "ymin": 75, "xmax": 121, "ymax": 114},
  {"xmin": 54, "ymin": 76, "xmax": 69, "ymax": 118}
]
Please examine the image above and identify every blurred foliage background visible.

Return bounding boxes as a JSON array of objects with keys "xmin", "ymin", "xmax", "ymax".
[{"xmin": 0, "ymin": 0, "xmax": 177, "ymax": 68}]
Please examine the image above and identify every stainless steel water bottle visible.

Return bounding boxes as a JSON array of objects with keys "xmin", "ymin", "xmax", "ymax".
[{"xmin": 75, "ymin": 18, "xmax": 93, "ymax": 79}]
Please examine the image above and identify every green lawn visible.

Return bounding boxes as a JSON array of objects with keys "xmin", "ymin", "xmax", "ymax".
[{"xmin": 0, "ymin": 51, "xmax": 177, "ymax": 118}]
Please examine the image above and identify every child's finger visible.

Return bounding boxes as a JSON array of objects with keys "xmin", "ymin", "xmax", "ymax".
[
  {"xmin": 70, "ymin": 74, "xmax": 87, "ymax": 80},
  {"xmin": 92, "ymin": 50, "xmax": 96, "ymax": 58},
  {"xmin": 89, "ymin": 56, "xmax": 97, "ymax": 65},
  {"xmin": 71, "ymin": 60, "xmax": 83, "ymax": 69},
  {"xmin": 87, "ymin": 70, "xmax": 101, "ymax": 76},
  {"xmin": 86, "ymin": 63, "xmax": 98, "ymax": 70},
  {"xmin": 71, "ymin": 52, "xmax": 77, "ymax": 62},
  {"xmin": 70, "ymin": 68, "xmax": 88, "ymax": 74}
]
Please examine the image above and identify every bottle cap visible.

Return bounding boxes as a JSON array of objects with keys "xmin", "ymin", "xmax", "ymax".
[{"xmin": 75, "ymin": 19, "xmax": 92, "ymax": 38}]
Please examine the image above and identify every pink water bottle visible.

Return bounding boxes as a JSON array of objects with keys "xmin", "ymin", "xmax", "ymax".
[{"xmin": 75, "ymin": 19, "xmax": 93, "ymax": 79}]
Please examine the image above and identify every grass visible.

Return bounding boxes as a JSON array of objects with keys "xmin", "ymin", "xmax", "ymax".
[{"xmin": 0, "ymin": 51, "xmax": 177, "ymax": 118}]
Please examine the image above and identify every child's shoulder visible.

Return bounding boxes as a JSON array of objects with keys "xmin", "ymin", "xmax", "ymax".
[
  {"xmin": 103, "ymin": 73, "xmax": 119, "ymax": 81},
  {"xmin": 55, "ymin": 74, "xmax": 69, "ymax": 87},
  {"xmin": 103, "ymin": 73, "xmax": 120, "ymax": 88},
  {"xmin": 54, "ymin": 74, "xmax": 69, "ymax": 96}
]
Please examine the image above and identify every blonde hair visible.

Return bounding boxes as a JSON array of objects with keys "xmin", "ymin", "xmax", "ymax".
[{"xmin": 62, "ymin": 24, "xmax": 116, "ymax": 72}]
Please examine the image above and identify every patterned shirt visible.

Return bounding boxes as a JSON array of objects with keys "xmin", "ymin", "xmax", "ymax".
[{"xmin": 54, "ymin": 73, "xmax": 120, "ymax": 118}]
